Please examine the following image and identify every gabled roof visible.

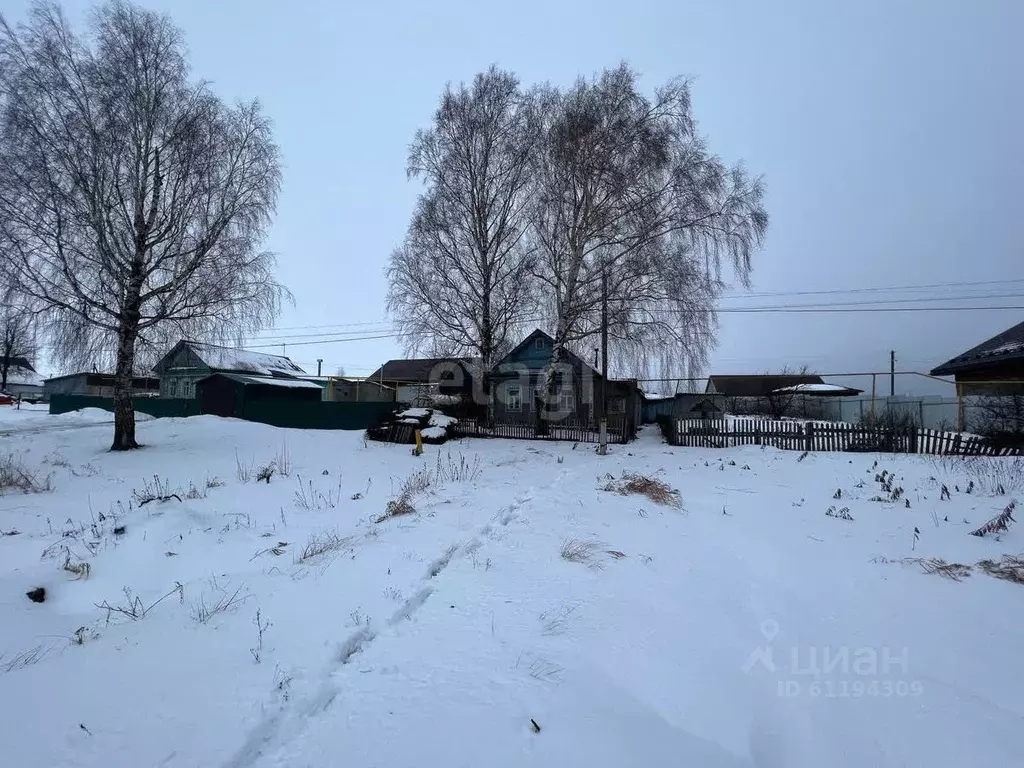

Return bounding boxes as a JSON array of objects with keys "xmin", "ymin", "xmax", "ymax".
[
  {"xmin": 1, "ymin": 356, "xmax": 34, "ymax": 372},
  {"xmin": 155, "ymin": 340, "xmax": 306, "ymax": 377},
  {"xmin": 706, "ymin": 374, "xmax": 825, "ymax": 397},
  {"xmin": 931, "ymin": 320, "xmax": 1024, "ymax": 376},
  {"xmin": 367, "ymin": 357, "xmax": 480, "ymax": 383},
  {"xmin": 2, "ymin": 365, "xmax": 43, "ymax": 387},
  {"xmin": 493, "ymin": 329, "xmax": 598, "ymax": 375},
  {"xmin": 688, "ymin": 396, "xmax": 722, "ymax": 412}
]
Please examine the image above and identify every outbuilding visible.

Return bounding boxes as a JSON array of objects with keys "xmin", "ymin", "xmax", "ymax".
[{"xmin": 195, "ymin": 372, "xmax": 323, "ymax": 418}]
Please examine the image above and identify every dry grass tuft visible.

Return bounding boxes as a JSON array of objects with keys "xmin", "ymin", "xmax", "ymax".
[
  {"xmin": 976, "ymin": 555, "xmax": 1024, "ymax": 585},
  {"xmin": 375, "ymin": 469, "xmax": 432, "ymax": 524},
  {"xmin": 97, "ymin": 583, "xmax": 184, "ymax": 623},
  {"xmin": 191, "ymin": 582, "xmax": 250, "ymax": 624},
  {"xmin": 0, "ymin": 453, "xmax": 54, "ymax": 495},
  {"xmin": 375, "ymin": 495, "xmax": 415, "ymax": 523},
  {"xmin": 235, "ymin": 451, "xmax": 255, "ymax": 483},
  {"xmin": 62, "ymin": 552, "xmax": 91, "ymax": 580},
  {"xmin": 434, "ymin": 451, "xmax": 481, "ymax": 483},
  {"xmin": 603, "ymin": 472, "xmax": 681, "ymax": 508},
  {"xmin": 297, "ymin": 530, "xmax": 353, "ymax": 563},
  {"xmin": 539, "ymin": 604, "xmax": 578, "ymax": 635},
  {"xmin": 969, "ymin": 501, "xmax": 1016, "ymax": 537},
  {"xmin": 255, "ymin": 462, "xmax": 276, "ymax": 484},
  {"xmin": 893, "ymin": 557, "xmax": 973, "ymax": 581},
  {"xmin": 275, "ymin": 442, "xmax": 293, "ymax": 476},
  {"xmin": 401, "ymin": 468, "xmax": 432, "ymax": 497},
  {"xmin": 560, "ymin": 537, "xmax": 604, "ymax": 565},
  {"xmin": 1, "ymin": 645, "xmax": 49, "ymax": 674}
]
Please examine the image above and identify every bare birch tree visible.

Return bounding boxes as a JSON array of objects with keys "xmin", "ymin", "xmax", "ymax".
[
  {"xmin": 529, "ymin": 65, "xmax": 768, "ymax": 421},
  {"xmin": 0, "ymin": 1, "xmax": 285, "ymax": 449},
  {"xmin": 0, "ymin": 286, "xmax": 38, "ymax": 391},
  {"xmin": 386, "ymin": 67, "xmax": 538, "ymax": 370}
]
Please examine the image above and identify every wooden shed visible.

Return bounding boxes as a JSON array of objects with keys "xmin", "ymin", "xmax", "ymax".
[{"xmin": 196, "ymin": 373, "xmax": 323, "ymax": 418}]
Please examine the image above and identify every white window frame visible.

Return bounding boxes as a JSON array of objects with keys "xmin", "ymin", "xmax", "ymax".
[
  {"xmin": 168, "ymin": 378, "xmax": 178, "ymax": 397},
  {"xmin": 506, "ymin": 384, "xmax": 522, "ymax": 412},
  {"xmin": 558, "ymin": 385, "xmax": 574, "ymax": 412}
]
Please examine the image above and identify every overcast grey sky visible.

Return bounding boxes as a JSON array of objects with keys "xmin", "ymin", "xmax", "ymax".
[{"xmin": 7, "ymin": 0, "xmax": 1022, "ymax": 393}]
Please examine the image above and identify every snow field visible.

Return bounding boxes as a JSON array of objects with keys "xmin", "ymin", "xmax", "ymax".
[{"xmin": 1, "ymin": 408, "xmax": 1022, "ymax": 767}]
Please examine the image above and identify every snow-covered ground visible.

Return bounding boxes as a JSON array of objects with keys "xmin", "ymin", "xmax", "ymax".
[{"xmin": 1, "ymin": 406, "xmax": 1022, "ymax": 767}]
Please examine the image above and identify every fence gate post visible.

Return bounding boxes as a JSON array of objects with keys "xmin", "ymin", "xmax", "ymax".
[{"xmin": 804, "ymin": 422, "xmax": 814, "ymax": 452}]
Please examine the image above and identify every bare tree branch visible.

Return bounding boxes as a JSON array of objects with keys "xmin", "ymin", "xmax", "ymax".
[
  {"xmin": 0, "ymin": 0, "xmax": 287, "ymax": 448},
  {"xmin": 386, "ymin": 67, "xmax": 538, "ymax": 369},
  {"xmin": 528, "ymin": 64, "xmax": 768, "ymax": 398}
]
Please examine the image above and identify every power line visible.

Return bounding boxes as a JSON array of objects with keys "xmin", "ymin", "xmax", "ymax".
[
  {"xmin": 239, "ymin": 280, "xmax": 1024, "ymax": 337},
  {"xmin": 247, "ymin": 295, "xmax": 1023, "ymax": 347},
  {"xmin": 716, "ymin": 278, "xmax": 1024, "ymax": 300},
  {"xmin": 240, "ymin": 304, "xmax": 1024, "ymax": 349}
]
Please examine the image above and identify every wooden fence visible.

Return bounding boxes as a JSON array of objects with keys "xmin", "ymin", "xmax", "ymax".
[
  {"xmin": 665, "ymin": 418, "xmax": 1022, "ymax": 456},
  {"xmin": 454, "ymin": 416, "xmax": 633, "ymax": 445}
]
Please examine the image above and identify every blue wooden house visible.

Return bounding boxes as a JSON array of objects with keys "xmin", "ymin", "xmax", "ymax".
[{"xmin": 489, "ymin": 329, "xmax": 639, "ymax": 430}]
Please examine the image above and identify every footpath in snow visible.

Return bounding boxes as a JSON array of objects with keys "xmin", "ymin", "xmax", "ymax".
[{"xmin": 1, "ymin": 407, "xmax": 1022, "ymax": 767}]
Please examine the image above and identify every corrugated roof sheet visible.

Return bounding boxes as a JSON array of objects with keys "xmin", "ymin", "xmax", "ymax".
[
  {"xmin": 368, "ymin": 358, "xmax": 479, "ymax": 383},
  {"xmin": 931, "ymin": 320, "xmax": 1024, "ymax": 376},
  {"xmin": 200, "ymin": 372, "xmax": 322, "ymax": 390},
  {"xmin": 706, "ymin": 374, "xmax": 825, "ymax": 397}
]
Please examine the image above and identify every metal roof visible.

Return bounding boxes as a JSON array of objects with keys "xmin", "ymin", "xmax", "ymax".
[
  {"xmin": 931, "ymin": 320, "xmax": 1024, "ymax": 376},
  {"xmin": 706, "ymin": 374, "xmax": 825, "ymax": 397},
  {"xmin": 367, "ymin": 357, "xmax": 480, "ymax": 383},
  {"xmin": 196, "ymin": 372, "xmax": 322, "ymax": 390}
]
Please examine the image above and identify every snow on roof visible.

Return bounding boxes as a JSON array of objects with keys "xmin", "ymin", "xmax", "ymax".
[
  {"xmin": 771, "ymin": 382, "xmax": 860, "ymax": 395},
  {"xmin": 986, "ymin": 341, "xmax": 1024, "ymax": 356},
  {"xmin": 931, "ymin": 320, "xmax": 1024, "ymax": 375},
  {"xmin": 428, "ymin": 412, "xmax": 457, "ymax": 428},
  {"xmin": 186, "ymin": 342, "xmax": 306, "ymax": 377},
  {"xmin": 640, "ymin": 391, "xmax": 676, "ymax": 401},
  {"xmin": 3, "ymin": 366, "xmax": 43, "ymax": 387},
  {"xmin": 232, "ymin": 375, "xmax": 322, "ymax": 390},
  {"xmin": 397, "ymin": 407, "xmax": 431, "ymax": 419}
]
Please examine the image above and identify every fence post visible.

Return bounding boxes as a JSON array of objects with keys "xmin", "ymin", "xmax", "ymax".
[
  {"xmin": 804, "ymin": 422, "xmax": 814, "ymax": 452},
  {"xmin": 909, "ymin": 428, "xmax": 919, "ymax": 454}
]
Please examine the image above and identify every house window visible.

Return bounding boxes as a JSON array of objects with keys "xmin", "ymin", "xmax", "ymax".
[
  {"xmin": 558, "ymin": 386, "xmax": 574, "ymax": 413},
  {"xmin": 506, "ymin": 384, "xmax": 521, "ymax": 412},
  {"xmin": 535, "ymin": 337, "xmax": 544, "ymax": 350},
  {"xmin": 183, "ymin": 380, "xmax": 194, "ymax": 398},
  {"xmin": 168, "ymin": 379, "xmax": 178, "ymax": 397},
  {"xmin": 610, "ymin": 397, "xmax": 626, "ymax": 414}
]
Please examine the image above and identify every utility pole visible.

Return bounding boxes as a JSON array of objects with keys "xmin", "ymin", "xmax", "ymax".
[
  {"xmin": 316, "ymin": 359, "xmax": 323, "ymax": 377},
  {"xmin": 598, "ymin": 266, "xmax": 609, "ymax": 456},
  {"xmin": 890, "ymin": 350, "xmax": 896, "ymax": 397}
]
